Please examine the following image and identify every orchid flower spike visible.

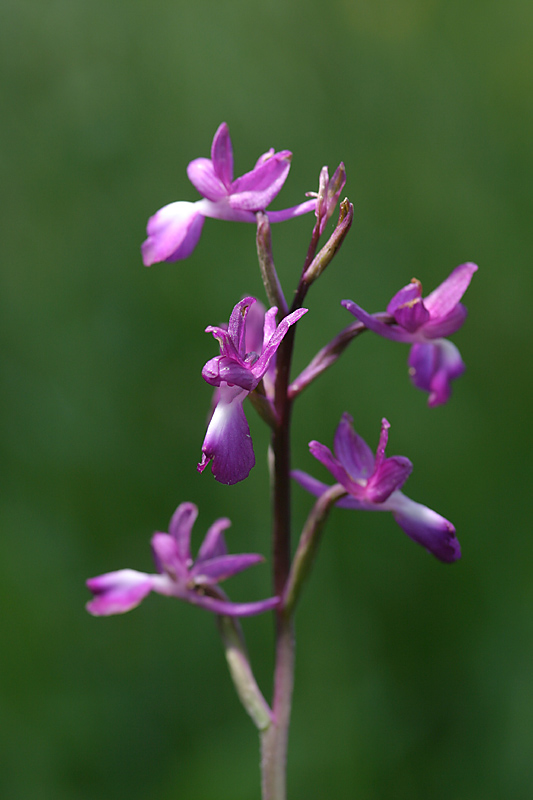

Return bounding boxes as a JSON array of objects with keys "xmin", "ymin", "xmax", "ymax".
[
  {"xmin": 293, "ymin": 413, "xmax": 461, "ymax": 563},
  {"xmin": 86, "ymin": 503, "xmax": 279, "ymax": 617},
  {"xmin": 342, "ymin": 262, "xmax": 478, "ymax": 406},
  {"xmin": 142, "ymin": 123, "xmax": 317, "ymax": 266},
  {"xmin": 199, "ymin": 297, "xmax": 307, "ymax": 484}
]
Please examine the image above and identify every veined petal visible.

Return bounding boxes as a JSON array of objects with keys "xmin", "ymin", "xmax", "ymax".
[
  {"xmin": 333, "ymin": 412, "xmax": 375, "ymax": 480},
  {"xmin": 198, "ymin": 384, "xmax": 254, "ymax": 484},
  {"xmin": 230, "ymin": 151, "xmax": 292, "ymax": 211},
  {"xmin": 86, "ymin": 570, "xmax": 154, "ymax": 616},
  {"xmin": 187, "ymin": 157, "xmax": 228, "ymax": 201},
  {"xmin": 423, "ymin": 262, "xmax": 478, "ymax": 319},
  {"xmin": 386, "ymin": 492, "xmax": 461, "ymax": 562},
  {"xmin": 341, "ymin": 300, "xmax": 413, "ymax": 343},
  {"xmin": 142, "ymin": 201, "xmax": 205, "ymax": 265},
  {"xmin": 191, "ymin": 553, "xmax": 264, "ymax": 585},
  {"xmin": 210, "ymin": 122, "xmax": 234, "ymax": 188},
  {"xmin": 408, "ymin": 340, "xmax": 465, "ymax": 407}
]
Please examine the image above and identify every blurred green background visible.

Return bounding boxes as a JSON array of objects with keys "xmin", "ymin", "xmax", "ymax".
[{"xmin": 1, "ymin": 0, "xmax": 532, "ymax": 797}]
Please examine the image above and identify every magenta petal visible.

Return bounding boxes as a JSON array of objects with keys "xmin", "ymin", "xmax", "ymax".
[
  {"xmin": 228, "ymin": 296, "xmax": 255, "ymax": 355},
  {"xmin": 423, "ymin": 262, "xmax": 478, "ymax": 318},
  {"xmin": 86, "ymin": 570, "xmax": 154, "ymax": 616},
  {"xmin": 386, "ymin": 281, "xmax": 422, "ymax": 315},
  {"xmin": 421, "ymin": 303, "xmax": 468, "ymax": 338},
  {"xmin": 142, "ymin": 201, "xmax": 205, "ymax": 265},
  {"xmin": 196, "ymin": 518, "xmax": 230, "ymax": 561},
  {"xmin": 408, "ymin": 340, "xmax": 465, "ymax": 407},
  {"xmin": 366, "ymin": 456, "xmax": 413, "ymax": 503},
  {"xmin": 253, "ymin": 148, "xmax": 275, "ymax": 169},
  {"xmin": 187, "ymin": 158, "xmax": 228, "ymax": 201},
  {"xmin": 210, "ymin": 122, "xmax": 234, "ymax": 188},
  {"xmin": 198, "ymin": 385, "xmax": 254, "ymax": 484},
  {"xmin": 202, "ymin": 356, "xmax": 256, "ymax": 390},
  {"xmin": 292, "ymin": 469, "xmax": 367, "ymax": 511},
  {"xmin": 151, "ymin": 533, "xmax": 188, "ymax": 581},
  {"xmin": 341, "ymin": 300, "xmax": 413, "ymax": 342},
  {"xmin": 230, "ymin": 152, "xmax": 292, "ymax": 211},
  {"xmin": 267, "ymin": 199, "xmax": 317, "ymax": 222},
  {"xmin": 252, "ymin": 308, "xmax": 307, "ymax": 379},
  {"xmin": 309, "ymin": 441, "xmax": 365, "ymax": 498},
  {"xmin": 387, "ymin": 493, "xmax": 461, "ymax": 562},
  {"xmin": 261, "ymin": 306, "xmax": 278, "ymax": 350},
  {"xmin": 183, "ymin": 592, "xmax": 279, "ymax": 617},
  {"xmin": 168, "ymin": 502, "xmax": 198, "ymax": 564},
  {"xmin": 191, "ymin": 553, "xmax": 264, "ymax": 585},
  {"xmin": 244, "ymin": 299, "xmax": 268, "ymax": 354},
  {"xmin": 392, "ymin": 298, "xmax": 430, "ymax": 333},
  {"xmin": 292, "ymin": 469, "xmax": 331, "ymax": 498},
  {"xmin": 205, "ymin": 325, "xmax": 241, "ymax": 361},
  {"xmin": 333, "ymin": 412, "xmax": 375, "ymax": 480}
]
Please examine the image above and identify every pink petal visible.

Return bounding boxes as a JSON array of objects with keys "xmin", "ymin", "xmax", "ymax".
[
  {"xmin": 230, "ymin": 151, "xmax": 292, "ymax": 211},
  {"xmin": 210, "ymin": 122, "xmax": 234, "ymax": 188},
  {"xmin": 86, "ymin": 570, "xmax": 154, "ymax": 616},
  {"xmin": 196, "ymin": 517, "xmax": 231, "ymax": 561},
  {"xmin": 187, "ymin": 157, "xmax": 228, "ymax": 201},
  {"xmin": 168, "ymin": 502, "xmax": 198, "ymax": 565},
  {"xmin": 141, "ymin": 201, "xmax": 205, "ymax": 265},
  {"xmin": 423, "ymin": 262, "xmax": 478, "ymax": 319},
  {"xmin": 191, "ymin": 553, "xmax": 264, "ymax": 585},
  {"xmin": 333, "ymin": 413, "xmax": 375, "ymax": 480}
]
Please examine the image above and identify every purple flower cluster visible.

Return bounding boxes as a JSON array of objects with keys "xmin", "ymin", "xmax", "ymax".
[{"xmin": 88, "ymin": 120, "xmax": 477, "ymax": 635}]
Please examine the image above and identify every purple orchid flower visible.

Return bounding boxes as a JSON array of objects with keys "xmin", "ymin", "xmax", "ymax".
[
  {"xmin": 293, "ymin": 413, "xmax": 461, "ymax": 563},
  {"xmin": 142, "ymin": 122, "xmax": 317, "ymax": 266},
  {"xmin": 86, "ymin": 503, "xmax": 279, "ymax": 617},
  {"xmin": 342, "ymin": 262, "xmax": 478, "ymax": 406},
  {"xmin": 198, "ymin": 297, "xmax": 308, "ymax": 485}
]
